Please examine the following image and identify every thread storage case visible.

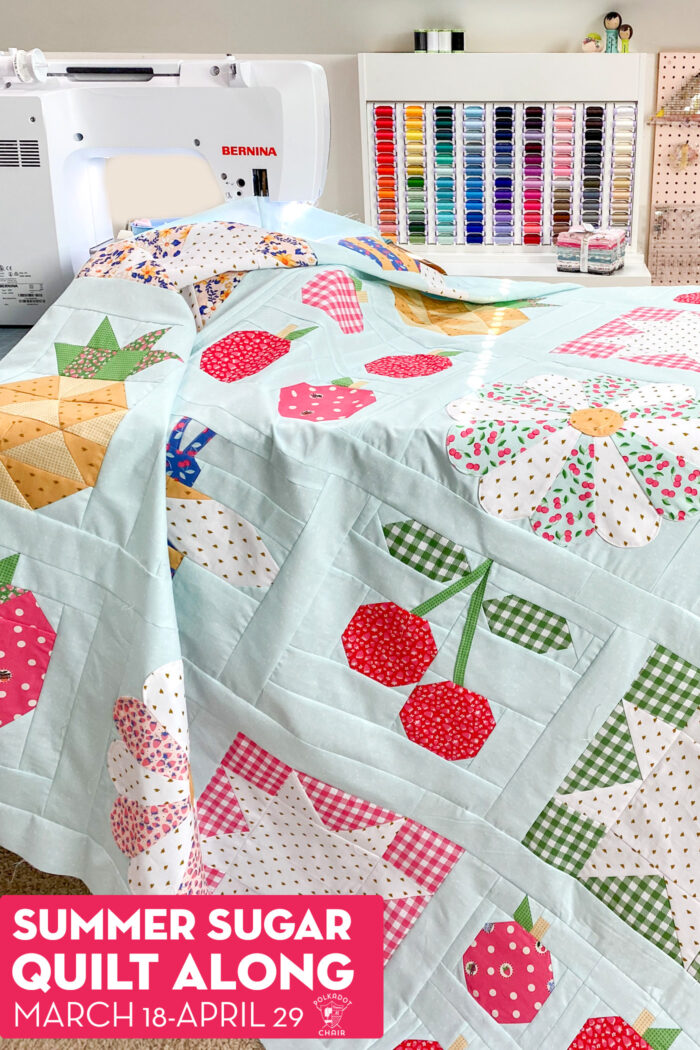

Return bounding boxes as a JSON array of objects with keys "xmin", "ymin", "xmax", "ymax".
[{"xmin": 368, "ymin": 100, "xmax": 638, "ymax": 248}]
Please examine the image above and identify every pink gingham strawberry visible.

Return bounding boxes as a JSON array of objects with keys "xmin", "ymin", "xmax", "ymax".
[{"xmin": 301, "ymin": 269, "xmax": 367, "ymax": 333}]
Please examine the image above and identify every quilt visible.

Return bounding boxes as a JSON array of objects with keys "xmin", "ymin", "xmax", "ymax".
[{"xmin": 0, "ymin": 199, "xmax": 699, "ymax": 1049}]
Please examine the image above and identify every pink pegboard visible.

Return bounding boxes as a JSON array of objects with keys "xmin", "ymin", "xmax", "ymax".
[{"xmin": 648, "ymin": 52, "xmax": 700, "ymax": 283}]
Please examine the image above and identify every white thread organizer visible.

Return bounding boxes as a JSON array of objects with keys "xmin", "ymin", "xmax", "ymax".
[{"xmin": 358, "ymin": 53, "xmax": 656, "ymax": 284}]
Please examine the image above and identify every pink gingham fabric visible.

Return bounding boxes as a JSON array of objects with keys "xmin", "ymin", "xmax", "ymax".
[
  {"xmin": 197, "ymin": 732, "xmax": 464, "ymax": 959},
  {"xmin": 552, "ymin": 306, "xmax": 700, "ymax": 372},
  {"xmin": 298, "ymin": 772, "xmax": 401, "ymax": 831},
  {"xmin": 383, "ymin": 819, "xmax": 464, "ymax": 895},
  {"xmin": 196, "ymin": 763, "xmax": 248, "ymax": 838},
  {"xmin": 301, "ymin": 269, "xmax": 365, "ymax": 334},
  {"xmin": 383, "ymin": 896, "xmax": 429, "ymax": 961}
]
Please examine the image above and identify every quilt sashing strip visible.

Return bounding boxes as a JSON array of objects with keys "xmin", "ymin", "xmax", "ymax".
[
  {"xmin": 551, "ymin": 306, "xmax": 700, "ymax": 374},
  {"xmin": 524, "ymin": 642, "xmax": 700, "ymax": 979},
  {"xmin": 196, "ymin": 731, "xmax": 464, "ymax": 961}
]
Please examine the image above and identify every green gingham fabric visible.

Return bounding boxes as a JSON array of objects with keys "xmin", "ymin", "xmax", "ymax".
[
  {"xmin": 383, "ymin": 518, "xmax": 471, "ymax": 581},
  {"xmin": 622, "ymin": 643, "xmax": 700, "ymax": 728},
  {"xmin": 584, "ymin": 875, "xmax": 684, "ymax": 967},
  {"xmin": 483, "ymin": 593, "xmax": 572, "ymax": 654},
  {"xmin": 644, "ymin": 1030, "xmax": 685, "ymax": 1050},
  {"xmin": 559, "ymin": 643, "xmax": 700, "ymax": 795},
  {"xmin": 558, "ymin": 703, "xmax": 640, "ymax": 795},
  {"xmin": 522, "ymin": 799, "xmax": 606, "ymax": 877}
]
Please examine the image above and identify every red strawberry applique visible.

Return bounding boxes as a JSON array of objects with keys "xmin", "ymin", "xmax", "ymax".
[
  {"xmin": 365, "ymin": 351, "xmax": 459, "ymax": 378},
  {"xmin": 400, "ymin": 681, "xmax": 495, "ymax": 759},
  {"xmin": 301, "ymin": 269, "xmax": 368, "ymax": 333},
  {"xmin": 278, "ymin": 377, "xmax": 376, "ymax": 421},
  {"xmin": 0, "ymin": 554, "xmax": 55, "ymax": 728},
  {"xmin": 463, "ymin": 899, "xmax": 554, "ymax": 1024},
  {"xmin": 341, "ymin": 601, "xmax": 437, "ymax": 687},
  {"xmin": 393, "ymin": 1042, "xmax": 444, "ymax": 1050},
  {"xmin": 568, "ymin": 1013, "xmax": 681, "ymax": 1050},
  {"xmin": 200, "ymin": 324, "xmax": 316, "ymax": 383},
  {"xmin": 674, "ymin": 292, "xmax": 700, "ymax": 304}
]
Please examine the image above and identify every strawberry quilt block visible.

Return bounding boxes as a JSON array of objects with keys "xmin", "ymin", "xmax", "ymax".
[{"xmin": 196, "ymin": 732, "xmax": 464, "ymax": 961}]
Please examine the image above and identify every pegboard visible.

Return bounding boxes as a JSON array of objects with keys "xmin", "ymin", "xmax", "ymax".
[{"xmin": 648, "ymin": 52, "xmax": 700, "ymax": 282}]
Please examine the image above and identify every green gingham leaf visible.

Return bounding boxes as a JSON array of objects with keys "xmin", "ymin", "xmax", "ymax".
[
  {"xmin": 583, "ymin": 875, "xmax": 684, "ymax": 967},
  {"xmin": 644, "ymin": 1029, "xmax": 683, "ymax": 1050},
  {"xmin": 0, "ymin": 554, "xmax": 19, "ymax": 587},
  {"xmin": 623, "ymin": 644, "xmax": 700, "ymax": 728},
  {"xmin": 513, "ymin": 896, "xmax": 534, "ymax": 932},
  {"xmin": 558, "ymin": 702, "xmax": 640, "ymax": 795},
  {"xmin": 523, "ymin": 799, "xmax": 606, "ymax": 877},
  {"xmin": 383, "ymin": 519, "xmax": 470, "ymax": 582},
  {"xmin": 688, "ymin": 953, "xmax": 700, "ymax": 982},
  {"xmin": 483, "ymin": 594, "xmax": 572, "ymax": 654}
]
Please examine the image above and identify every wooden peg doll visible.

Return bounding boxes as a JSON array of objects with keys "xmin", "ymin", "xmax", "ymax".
[
  {"xmin": 618, "ymin": 23, "xmax": 633, "ymax": 52},
  {"xmin": 603, "ymin": 11, "xmax": 622, "ymax": 52}
]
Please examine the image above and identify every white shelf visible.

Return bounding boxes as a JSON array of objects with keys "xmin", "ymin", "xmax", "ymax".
[{"xmin": 414, "ymin": 247, "xmax": 652, "ymax": 286}]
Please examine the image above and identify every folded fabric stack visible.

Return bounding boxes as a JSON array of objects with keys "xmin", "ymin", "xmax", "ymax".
[{"xmin": 556, "ymin": 225, "xmax": 626, "ymax": 275}]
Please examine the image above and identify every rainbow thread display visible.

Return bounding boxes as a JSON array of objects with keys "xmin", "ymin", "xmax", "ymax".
[
  {"xmin": 463, "ymin": 105, "xmax": 486, "ymax": 244},
  {"xmin": 373, "ymin": 104, "xmax": 398, "ymax": 238},
  {"xmin": 405, "ymin": 104, "xmax": 427, "ymax": 244},
  {"xmin": 551, "ymin": 104, "xmax": 575, "ymax": 242},
  {"xmin": 609, "ymin": 104, "xmax": 636, "ymax": 230},
  {"xmin": 369, "ymin": 100, "xmax": 637, "ymax": 246}
]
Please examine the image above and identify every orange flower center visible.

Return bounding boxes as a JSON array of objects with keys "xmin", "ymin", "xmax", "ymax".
[{"xmin": 569, "ymin": 406, "xmax": 624, "ymax": 437}]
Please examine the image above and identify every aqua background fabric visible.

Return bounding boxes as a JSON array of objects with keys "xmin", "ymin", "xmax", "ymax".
[{"xmin": 0, "ymin": 205, "xmax": 699, "ymax": 1047}]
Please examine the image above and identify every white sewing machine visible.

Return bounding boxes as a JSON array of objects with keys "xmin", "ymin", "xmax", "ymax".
[{"xmin": 0, "ymin": 49, "xmax": 330, "ymax": 324}]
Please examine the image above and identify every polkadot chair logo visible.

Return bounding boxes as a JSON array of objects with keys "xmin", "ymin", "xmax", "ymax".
[{"xmin": 314, "ymin": 993, "xmax": 351, "ymax": 1035}]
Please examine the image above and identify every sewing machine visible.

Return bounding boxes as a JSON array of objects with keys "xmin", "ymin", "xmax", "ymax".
[{"xmin": 0, "ymin": 50, "xmax": 330, "ymax": 324}]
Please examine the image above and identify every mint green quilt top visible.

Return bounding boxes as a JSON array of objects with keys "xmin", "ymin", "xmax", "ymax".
[{"xmin": 0, "ymin": 201, "xmax": 699, "ymax": 1049}]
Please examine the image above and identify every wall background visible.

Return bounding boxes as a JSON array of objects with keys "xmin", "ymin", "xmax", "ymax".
[
  {"xmin": 5, "ymin": 1, "xmax": 691, "ymax": 231},
  {"xmin": 4, "ymin": 0, "xmax": 696, "ymax": 57}
]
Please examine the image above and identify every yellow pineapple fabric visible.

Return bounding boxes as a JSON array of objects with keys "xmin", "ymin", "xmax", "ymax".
[
  {"xmin": 0, "ymin": 377, "xmax": 128, "ymax": 509},
  {"xmin": 392, "ymin": 287, "xmax": 531, "ymax": 337}
]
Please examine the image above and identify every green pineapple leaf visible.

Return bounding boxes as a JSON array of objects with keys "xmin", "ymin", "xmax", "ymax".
[
  {"xmin": 87, "ymin": 317, "xmax": 121, "ymax": 352},
  {"xmin": 55, "ymin": 320, "xmax": 179, "ymax": 380},
  {"xmin": 513, "ymin": 896, "xmax": 534, "ymax": 933},
  {"xmin": 0, "ymin": 554, "xmax": 19, "ymax": 587},
  {"xmin": 54, "ymin": 342, "xmax": 86, "ymax": 374}
]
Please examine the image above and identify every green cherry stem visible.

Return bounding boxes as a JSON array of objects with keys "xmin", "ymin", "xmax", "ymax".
[
  {"xmin": 453, "ymin": 564, "xmax": 492, "ymax": 687},
  {"xmin": 411, "ymin": 557, "xmax": 492, "ymax": 619}
]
